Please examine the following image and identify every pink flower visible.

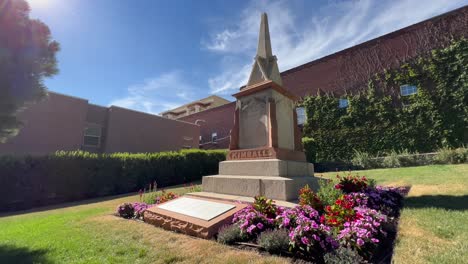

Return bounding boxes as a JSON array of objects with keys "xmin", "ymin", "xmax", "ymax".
[
  {"xmin": 301, "ymin": 236, "xmax": 310, "ymax": 245},
  {"xmin": 256, "ymin": 223, "xmax": 264, "ymax": 230},
  {"xmin": 357, "ymin": 238, "xmax": 364, "ymax": 246}
]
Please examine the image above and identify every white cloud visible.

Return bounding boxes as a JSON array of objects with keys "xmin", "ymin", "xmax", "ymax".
[
  {"xmin": 204, "ymin": 0, "xmax": 467, "ymax": 94},
  {"xmin": 109, "ymin": 71, "xmax": 198, "ymax": 114}
]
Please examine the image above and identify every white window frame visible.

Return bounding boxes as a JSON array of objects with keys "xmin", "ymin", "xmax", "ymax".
[
  {"xmin": 296, "ymin": 107, "xmax": 306, "ymax": 125},
  {"xmin": 211, "ymin": 132, "xmax": 217, "ymax": 142},
  {"xmin": 83, "ymin": 124, "xmax": 102, "ymax": 147},
  {"xmin": 400, "ymin": 84, "xmax": 417, "ymax": 96},
  {"xmin": 339, "ymin": 98, "xmax": 349, "ymax": 108}
]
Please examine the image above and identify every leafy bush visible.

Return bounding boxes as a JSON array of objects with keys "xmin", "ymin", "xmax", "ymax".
[
  {"xmin": 252, "ymin": 196, "xmax": 278, "ymax": 219},
  {"xmin": 382, "ymin": 150, "xmax": 401, "ymax": 168},
  {"xmin": 0, "ymin": 149, "xmax": 226, "ymax": 212},
  {"xmin": 317, "ymin": 179, "xmax": 343, "ymax": 207},
  {"xmin": 257, "ymin": 229, "xmax": 289, "ymax": 254},
  {"xmin": 335, "ymin": 174, "xmax": 368, "ymax": 193},
  {"xmin": 117, "ymin": 203, "xmax": 134, "ymax": 219},
  {"xmin": 217, "ymin": 224, "xmax": 246, "ymax": 245},
  {"xmin": 351, "ymin": 150, "xmax": 376, "ymax": 169},
  {"xmin": 323, "ymin": 247, "xmax": 365, "ymax": 264},
  {"xmin": 298, "ymin": 184, "xmax": 324, "ymax": 212},
  {"xmin": 435, "ymin": 147, "xmax": 468, "ymax": 164}
]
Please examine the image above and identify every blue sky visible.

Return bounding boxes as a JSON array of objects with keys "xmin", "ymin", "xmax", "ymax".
[{"xmin": 28, "ymin": 0, "xmax": 467, "ymax": 114}]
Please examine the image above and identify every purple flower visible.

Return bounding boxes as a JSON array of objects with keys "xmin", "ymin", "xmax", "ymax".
[
  {"xmin": 357, "ymin": 238, "xmax": 364, "ymax": 246},
  {"xmin": 301, "ymin": 236, "xmax": 310, "ymax": 245},
  {"xmin": 247, "ymin": 225, "xmax": 256, "ymax": 234},
  {"xmin": 256, "ymin": 223, "xmax": 264, "ymax": 230}
]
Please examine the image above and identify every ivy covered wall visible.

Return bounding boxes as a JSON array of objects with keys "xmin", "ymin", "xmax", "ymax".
[{"xmin": 302, "ymin": 38, "xmax": 468, "ymax": 163}]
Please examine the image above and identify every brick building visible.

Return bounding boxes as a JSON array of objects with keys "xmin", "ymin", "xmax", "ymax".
[
  {"xmin": 180, "ymin": 6, "xmax": 468, "ymax": 149},
  {"xmin": 160, "ymin": 95, "xmax": 231, "ymax": 119},
  {"xmin": 0, "ymin": 92, "xmax": 200, "ymax": 155}
]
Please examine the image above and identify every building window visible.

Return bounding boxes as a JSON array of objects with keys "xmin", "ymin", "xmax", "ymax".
[
  {"xmin": 199, "ymin": 136, "xmax": 202, "ymax": 142},
  {"xmin": 400, "ymin": 84, "xmax": 417, "ymax": 96},
  {"xmin": 296, "ymin": 107, "xmax": 306, "ymax": 125},
  {"xmin": 211, "ymin": 132, "xmax": 217, "ymax": 142},
  {"xmin": 339, "ymin": 99, "xmax": 349, "ymax": 108},
  {"xmin": 84, "ymin": 124, "xmax": 102, "ymax": 147}
]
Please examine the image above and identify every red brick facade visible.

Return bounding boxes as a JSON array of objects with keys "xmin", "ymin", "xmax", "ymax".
[
  {"xmin": 0, "ymin": 92, "xmax": 200, "ymax": 155},
  {"xmin": 182, "ymin": 6, "xmax": 468, "ymax": 149}
]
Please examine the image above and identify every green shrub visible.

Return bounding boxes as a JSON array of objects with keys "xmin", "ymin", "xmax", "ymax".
[
  {"xmin": 323, "ymin": 247, "xmax": 365, "ymax": 264},
  {"xmin": 382, "ymin": 150, "xmax": 401, "ymax": 168},
  {"xmin": 257, "ymin": 229, "xmax": 289, "ymax": 254},
  {"xmin": 435, "ymin": 147, "xmax": 467, "ymax": 164},
  {"xmin": 351, "ymin": 150, "xmax": 376, "ymax": 169},
  {"xmin": 0, "ymin": 149, "xmax": 226, "ymax": 212},
  {"xmin": 317, "ymin": 178, "xmax": 343, "ymax": 206},
  {"xmin": 298, "ymin": 184, "xmax": 323, "ymax": 211},
  {"xmin": 217, "ymin": 224, "xmax": 246, "ymax": 245}
]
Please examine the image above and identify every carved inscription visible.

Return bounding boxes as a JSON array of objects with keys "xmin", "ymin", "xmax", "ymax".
[{"xmin": 228, "ymin": 148, "xmax": 273, "ymax": 160}]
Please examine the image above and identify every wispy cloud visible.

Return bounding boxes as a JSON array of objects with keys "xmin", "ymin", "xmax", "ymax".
[
  {"xmin": 204, "ymin": 0, "xmax": 467, "ymax": 94},
  {"xmin": 109, "ymin": 71, "xmax": 197, "ymax": 114}
]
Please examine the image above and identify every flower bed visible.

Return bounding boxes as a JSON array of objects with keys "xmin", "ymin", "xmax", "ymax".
[
  {"xmin": 218, "ymin": 173, "xmax": 407, "ymax": 263},
  {"xmin": 116, "ymin": 174, "xmax": 407, "ymax": 263}
]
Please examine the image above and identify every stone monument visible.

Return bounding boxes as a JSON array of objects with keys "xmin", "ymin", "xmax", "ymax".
[{"xmin": 202, "ymin": 13, "xmax": 318, "ymax": 201}]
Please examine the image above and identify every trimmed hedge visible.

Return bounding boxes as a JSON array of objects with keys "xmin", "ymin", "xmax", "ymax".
[{"xmin": 0, "ymin": 149, "xmax": 226, "ymax": 212}]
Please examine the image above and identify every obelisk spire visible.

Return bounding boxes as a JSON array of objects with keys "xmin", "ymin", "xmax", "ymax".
[
  {"xmin": 245, "ymin": 12, "xmax": 282, "ymax": 88},
  {"xmin": 257, "ymin": 13, "xmax": 273, "ymax": 59}
]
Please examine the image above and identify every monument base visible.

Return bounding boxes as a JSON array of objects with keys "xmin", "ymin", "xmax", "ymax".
[
  {"xmin": 202, "ymin": 175, "xmax": 318, "ymax": 201},
  {"xmin": 202, "ymin": 158, "xmax": 317, "ymax": 201},
  {"xmin": 219, "ymin": 159, "xmax": 314, "ymax": 177}
]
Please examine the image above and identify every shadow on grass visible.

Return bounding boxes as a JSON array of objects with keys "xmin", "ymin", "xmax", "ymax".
[
  {"xmin": 0, "ymin": 180, "xmax": 202, "ymax": 218},
  {"xmin": 404, "ymin": 195, "xmax": 468, "ymax": 211},
  {"xmin": 0, "ymin": 245, "xmax": 51, "ymax": 264}
]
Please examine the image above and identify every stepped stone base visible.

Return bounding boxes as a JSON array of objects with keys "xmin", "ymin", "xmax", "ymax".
[
  {"xmin": 219, "ymin": 159, "xmax": 314, "ymax": 177},
  {"xmin": 202, "ymin": 175, "xmax": 318, "ymax": 201},
  {"xmin": 203, "ymin": 159, "xmax": 317, "ymax": 201}
]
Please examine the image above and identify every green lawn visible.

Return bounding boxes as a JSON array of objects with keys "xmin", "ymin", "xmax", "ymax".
[{"xmin": 0, "ymin": 164, "xmax": 467, "ymax": 263}]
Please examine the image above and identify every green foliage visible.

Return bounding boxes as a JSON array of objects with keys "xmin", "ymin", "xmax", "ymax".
[
  {"xmin": 323, "ymin": 247, "xmax": 365, "ymax": 264},
  {"xmin": 298, "ymin": 184, "xmax": 324, "ymax": 211},
  {"xmin": 317, "ymin": 179, "xmax": 343, "ymax": 207},
  {"xmin": 382, "ymin": 150, "xmax": 401, "ymax": 168},
  {"xmin": 252, "ymin": 196, "xmax": 277, "ymax": 218},
  {"xmin": 435, "ymin": 147, "xmax": 468, "ymax": 164},
  {"xmin": 0, "ymin": 0, "xmax": 60, "ymax": 142},
  {"xmin": 0, "ymin": 149, "xmax": 226, "ymax": 211},
  {"xmin": 302, "ymin": 38, "xmax": 468, "ymax": 162},
  {"xmin": 257, "ymin": 229, "xmax": 289, "ymax": 254},
  {"xmin": 351, "ymin": 150, "xmax": 376, "ymax": 169},
  {"xmin": 217, "ymin": 224, "xmax": 246, "ymax": 245},
  {"xmin": 350, "ymin": 147, "xmax": 467, "ymax": 169}
]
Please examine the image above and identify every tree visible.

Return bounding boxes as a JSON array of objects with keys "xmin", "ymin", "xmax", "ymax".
[{"xmin": 0, "ymin": 0, "xmax": 59, "ymax": 142}]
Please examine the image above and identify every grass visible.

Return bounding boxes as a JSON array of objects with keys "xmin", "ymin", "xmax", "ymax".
[
  {"xmin": 321, "ymin": 164, "xmax": 468, "ymax": 264},
  {"xmin": 0, "ymin": 164, "xmax": 466, "ymax": 263},
  {"xmin": 0, "ymin": 184, "xmax": 287, "ymax": 264}
]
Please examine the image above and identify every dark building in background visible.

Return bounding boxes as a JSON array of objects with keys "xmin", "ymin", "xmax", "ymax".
[
  {"xmin": 0, "ymin": 92, "xmax": 200, "ymax": 155},
  {"xmin": 180, "ymin": 6, "xmax": 468, "ymax": 149}
]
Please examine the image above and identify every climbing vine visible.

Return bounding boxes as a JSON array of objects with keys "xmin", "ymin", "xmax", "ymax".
[{"xmin": 302, "ymin": 38, "xmax": 468, "ymax": 162}]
